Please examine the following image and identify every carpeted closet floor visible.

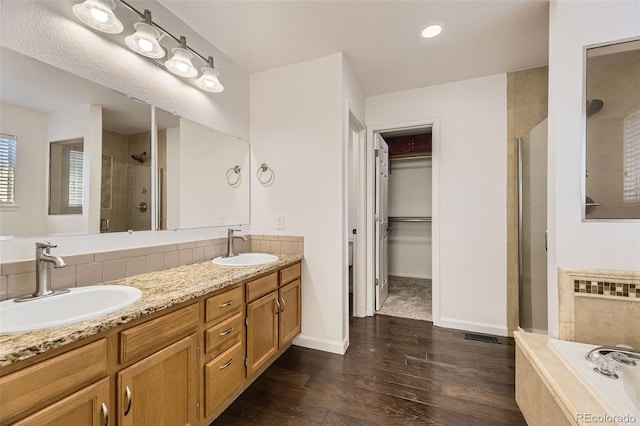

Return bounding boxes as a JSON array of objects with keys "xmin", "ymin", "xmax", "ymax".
[{"xmin": 377, "ymin": 276, "xmax": 432, "ymax": 322}]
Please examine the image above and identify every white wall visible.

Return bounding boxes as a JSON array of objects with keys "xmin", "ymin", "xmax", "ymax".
[
  {"xmin": 45, "ymin": 104, "xmax": 102, "ymax": 236},
  {"xmin": 366, "ymin": 74, "xmax": 508, "ymax": 336},
  {"xmin": 0, "ymin": 103, "xmax": 48, "ymax": 237},
  {"xmin": 251, "ymin": 52, "xmax": 359, "ymax": 354},
  {"xmin": 547, "ymin": 0, "xmax": 640, "ymax": 337},
  {"xmin": 0, "ymin": 0, "xmax": 250, "ymax": 260},
  {"xmin": 388, "ymin": 158, "xmax": 432, "ymax": 279}
]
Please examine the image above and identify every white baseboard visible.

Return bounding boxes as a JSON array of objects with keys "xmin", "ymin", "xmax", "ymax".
[
  {"xmin": 435, "ymin": 317, "xmax": 508, "ymax": 337},
  {"xmin": 388, "ymin": 272, "xmax": 432, "ymax": 280},
  {"xmin": 292, "ymin": 334, "xmax": 349, "ymax": 355}
]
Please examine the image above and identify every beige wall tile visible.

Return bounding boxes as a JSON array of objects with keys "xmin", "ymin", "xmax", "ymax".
[
  {"xmin": 154, "ymin": 243, "xmax": 177, "ymax": 253},
  {"xmin": 259, "ymin": 240, "xmax": 270, "ymax": 252},
  {"xmin": 280, "ymin": 241, "xmax": 293, "ymax": 254},
  {"xmin": 294, "ymin": 236, "xmax": 304, "ymax": 242},
  {"xmin": 126, "ymin": 246, "xmax": 155, "ymax": 258},
  {"xmin": 8, "ymin": 272, "xmax": 36, "ymax": 299},
  {"xmin": 575, "ymin": 297, "xmax": 640, "ymax": 346},
  {"xmin": 251, "ymin": 234, "xmax": 263, "ymax": 240},
  {"xmin": 0, "ymin": 275, "xmax": 8, "ymax": 301},
  {"xmin": 76, "ymin": 263, "xmax": 103, "ymax": 287},
  {"xmin": 195, "ymin": 239, "xmax": 212, "ymax": 247},
  {"xmin": 296, "ymin": 242, "xmax": 304, "ymax": 254},
  {"xmin": 163, "ymin": 251, "xmax": 179, "ymax": 269},
  {"xmin": 250, "ymin": 241, "xmax": 260, "ymax": 252},
  {"xmin": 179, "ymin": 249, "xmax": 193, "ymax": 266},
  {"xmin": 270, "ymin": 241, "xmax": 281, "ymax": 253},
  {"xmin": 177, "ymin": 241, "xmax": 195, "ymax": 250},
  {"xmin": 126, "ymin": 256, "xmax": 146, "ymax": 277},
  {"xmin": 204, "ymin": 246, "xmax": 216, "ymax": 260},
  {"xmin": 103, "ymin": 259, "xmax": 125, "ymax": 282},
  {"xmin": 2, "ymin": 260, "xmax": 35, "ymax": 275},
  {"xmin": 51, "ymin": 265, "xmax": 77, "ymax": 290},
  {"xmin": 63, "ymin": 253, "xmax": 95, "ymax": 266},
  {"xmin": 192, "ymin": 247, "xmax": 205, "ymax": 263},
  {"xmin": 278, "ymin": 235, "xmax": 294, "ymax": 242},
  {"xmin": 213, "ymin": 237, "xmax": 226, "ymax": 245},
  {"xmin": 95, "ymin": 250, "xmax": 127, "ymax": 262},
  {"xmin": 145, "ymin": 253, "xmax": 164, "ymax": 273},
  {"xmin": 214, "ymin": 244, "xmax": 226, "ymax": 257}
]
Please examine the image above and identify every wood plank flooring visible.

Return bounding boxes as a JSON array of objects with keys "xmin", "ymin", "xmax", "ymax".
[{"xmin": 212, "ymin": 314, "xmax": 527, "ymax": 425}]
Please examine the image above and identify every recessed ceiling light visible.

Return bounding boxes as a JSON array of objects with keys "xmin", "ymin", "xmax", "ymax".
[{"xmin": 421, "ymin": 24, "xmax": 443, "ymax": 39}]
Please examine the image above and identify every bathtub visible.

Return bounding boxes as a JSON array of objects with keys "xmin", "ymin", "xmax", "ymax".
[{"xmin": 548, "ymin": 338, "xmax": 640, "ymax": 425}]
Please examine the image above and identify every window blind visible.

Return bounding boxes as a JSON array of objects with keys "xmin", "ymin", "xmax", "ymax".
[
  {"xmin": 623, "ymin": 109, "xmax": 640, "ymax": 203},
  {"xmin": 68, "ymin": 148, "xmax": 84, "ymax": 207},
  {"xmin": 0, "ymin": 134, "xmax": 17, "ymax": 204}
]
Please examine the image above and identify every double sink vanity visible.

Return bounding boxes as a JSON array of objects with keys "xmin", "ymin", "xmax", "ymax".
[{"xmin": 0, "ymin": 250, "xmax": 303, "ymax": 426}]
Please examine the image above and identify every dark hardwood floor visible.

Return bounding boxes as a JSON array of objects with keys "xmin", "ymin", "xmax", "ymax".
[{"xmin": 213, "ymin": 314, "xmax": 527, "ymax": 425}]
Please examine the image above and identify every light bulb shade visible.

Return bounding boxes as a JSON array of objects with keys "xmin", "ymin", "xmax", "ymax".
[
  {"xmin": 164, "ymin": 47, "xmax": 198, "ymax": 77},
  {"xmin": 72, "ymin": 0, "xmax": 123, "ymax": 34},
  {"xmin": 125, "ymin": 22, "xmax": 165, "ymax": 59},
  {"xmin": 196, "ymin": 67, "xmax": 224, "ymax": 93}
]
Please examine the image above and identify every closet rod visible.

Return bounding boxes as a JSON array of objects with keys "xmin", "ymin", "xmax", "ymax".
[
  {"xmin": 388, "ymin": 216, "xmax": 432, "ymax": 222},
  {"xmin": 389, "ymin": 155, "xmax": 432, "ymax": 161}
]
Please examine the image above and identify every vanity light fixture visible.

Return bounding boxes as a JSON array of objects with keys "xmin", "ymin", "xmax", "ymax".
[
  {"xmin": 165, "ymin": 36, "xmax": 198, "ymax": 78},
  {"xmin": 196, "ymin": 57, "xmax": 224, "ymax": 93},
  {"xmin": 421, "ymin": 24, "xmax": 443, "ymax": 39},
  {"xmin": 124, "ymin": 10, "xmax": 165, "ymax": 59},
  {"xmin": 72, "ymin": 0, "xmax": 124, "ymax": 34}
]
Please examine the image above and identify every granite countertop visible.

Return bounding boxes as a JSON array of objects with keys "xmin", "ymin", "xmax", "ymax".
[{"xmin": 0, "ymin": 254, "xmax": 303, "ymax": 368}]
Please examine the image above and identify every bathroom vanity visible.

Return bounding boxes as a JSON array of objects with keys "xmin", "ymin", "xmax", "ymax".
[{"xmin": 0, "ymin": 256, "xmax": 302, "ymax": 426}]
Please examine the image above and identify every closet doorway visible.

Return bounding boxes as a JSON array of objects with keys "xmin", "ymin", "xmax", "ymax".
[{"xmin": 375, "ymin": 127, "xmax": 433, "ymax": 322}]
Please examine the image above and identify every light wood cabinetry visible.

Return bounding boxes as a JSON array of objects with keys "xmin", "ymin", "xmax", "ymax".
[
  {"xmin": 0, "ymin": 260, "xmax": 302, "ymax": 426},
  {"xmin": 118, "ymin": 334, "xmax": 198, "ymax": 426},
  {"xmin": 14, "ymin": 378, "xmax": 110, "ymax": 426}
]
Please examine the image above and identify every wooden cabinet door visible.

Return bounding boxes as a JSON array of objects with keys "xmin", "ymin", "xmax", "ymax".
[
  {"xmin": 278, "ymin": 279, "xmax": 301, "ymax": 348},
  {"xmin": 14, "ymin": 378, "xmax": 110, "ymax": 426},
  {"xmin": 118, "ymin": 334, "xmax": 198, "ymax": 426},
  {"xmin": 246, "ymin": 291, "xmax": 278, "ymax": 377}
]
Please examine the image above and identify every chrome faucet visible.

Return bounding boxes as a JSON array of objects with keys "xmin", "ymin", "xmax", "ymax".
[
  {"xmin": 586, "ymin": 346, "xmax": 639, "ymax": 378},
  {"xmin": 14, "ymin": 242, "xmax": 69, "ymax": 302},
  {"xmin": 225, "ymin": 229, "xmax": 247, "ymax": 258}
]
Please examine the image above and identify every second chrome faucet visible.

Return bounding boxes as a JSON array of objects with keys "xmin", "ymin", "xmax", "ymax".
[
  {"xmin": 225, "ymin": 229, "xmax": 247, "ymax": 258},
  {"xmin": 14, "ymin": 242, "xmax": 68, "ymax": 302}
]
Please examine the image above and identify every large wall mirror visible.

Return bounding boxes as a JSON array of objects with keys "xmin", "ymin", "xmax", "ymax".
[
  {"xmin": 0, "ymin": 46, "xmax": 250, "ymax": 239},
  {"xmin": 584, "ymin": 37, "xmax": 640, "ymax": 220}
]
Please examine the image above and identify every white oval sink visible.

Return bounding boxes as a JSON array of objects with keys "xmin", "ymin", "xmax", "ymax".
[
  {"xmin": 0, "ymin": 285, "xmax": 142, "ymax": 334},
  {"xmin": 212, "ymin": 253, "xmax": 279, "ymax": 267}
]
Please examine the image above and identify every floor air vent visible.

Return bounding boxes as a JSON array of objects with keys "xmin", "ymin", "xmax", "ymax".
[{"xmin": 464, "ymin": 332, "xmax": 501, "ymax": 344}]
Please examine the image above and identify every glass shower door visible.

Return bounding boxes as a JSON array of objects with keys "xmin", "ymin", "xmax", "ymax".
[{"xmin": 518, "ymin": 118, "xmax": 548, "ymax": 333}]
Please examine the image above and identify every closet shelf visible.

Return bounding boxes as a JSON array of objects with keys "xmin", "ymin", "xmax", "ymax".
[
  {"xmin": 389, "ymin": 154, "xmax": 432, "ymax": 161},
  {"xmin": 388, "ymin": 216, "xmax": 432, "ymax": 223}
]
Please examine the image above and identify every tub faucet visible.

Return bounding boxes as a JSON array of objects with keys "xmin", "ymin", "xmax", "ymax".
[
  {"xmin": 586, "ymin": 345, "xmax": 640, "ymax": 366},
  {"xmin": 14, "ymin": 242, "xmax": 69, "ymax": 302},
  {"xmin": 225, "ymin": 229, "xmax": 247, "ymax": 258}
]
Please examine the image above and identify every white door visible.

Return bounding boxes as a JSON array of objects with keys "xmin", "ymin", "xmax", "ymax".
[{"xmin": 375, "ymin": 133, "xmax": 389, "ymax": 310}]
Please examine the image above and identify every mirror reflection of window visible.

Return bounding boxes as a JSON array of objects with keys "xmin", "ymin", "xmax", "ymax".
[
  {"xmin": 0, "ymin": 133, "xmax": 17, "ymax": 206},
  {"xmin": 49, "ymin": 138, "xmax": 84, "ymax": 215}
]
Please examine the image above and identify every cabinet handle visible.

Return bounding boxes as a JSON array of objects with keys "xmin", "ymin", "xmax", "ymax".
[
  {"xmin": 219, "ymin": 327, "xmax": 234, "ymax": 336},
  {"xmin": 219, "ymin": 358, "xmax": 234, "ymax": 369},
  {"xmin": 101, "ymin": 402, "xmax": 109, "ymax": 426},
  {"xmin": 280, "ymin": 298, "xmax": 286, "ymax": 312},
  {"xmin": 219, "ymin": 301, "xmax": 233, "ymax": 308},
  {"xmin": 275, "ymin": 299, "xmax": 281, "ymax": 314},
  {"xmin": 124, "ymin": 386, "xmax": 132, "ymax": 416}
]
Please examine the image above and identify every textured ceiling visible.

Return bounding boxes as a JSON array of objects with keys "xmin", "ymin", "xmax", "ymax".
[{"xmin": 159, "ymin": 0, "xmax": 549, "ymax": 96}]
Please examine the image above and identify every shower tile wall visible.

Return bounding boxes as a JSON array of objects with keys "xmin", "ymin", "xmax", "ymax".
[
  {"xmin": 506, "ymin": 66, "xmax": 549, "ymax": 334},
  {"xmin": 102, "ymin": 130, "xmax": 130, "ymax": 232}
]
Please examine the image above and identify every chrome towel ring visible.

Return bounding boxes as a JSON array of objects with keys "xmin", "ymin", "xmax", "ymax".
[
  {"xmin": 226, "ymin": 165, "xmax": 242, "ymax": 186},
  {"xmin": 257, "ymin": 163, "xmax": 274, "ymax": 185}
]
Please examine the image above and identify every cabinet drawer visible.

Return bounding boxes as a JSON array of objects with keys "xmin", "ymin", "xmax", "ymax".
[
  {"xmin": 0, "ymin": 339, "xmax": 107, "ymax": 425},
  {"xmin": 280, "ymin": 262, "xmax": 301, "ymax": 285},
  {"xmin": 246, "ymin": 272, "xmax": 278, "ymax": 303},
  {"xmin": 205, "ymin": 312, "xmax": 243, "ymax": 357},
  {"xmin": 204, "ymin": 341, "xmax": 243, "ymax": 417},
  {"xmin": 119, "ymin": 304, "xmax": 199, "ymax": 363},
  {"xmin": 205, "ymin": 286, "xmax": 242, "ymax": 324}
]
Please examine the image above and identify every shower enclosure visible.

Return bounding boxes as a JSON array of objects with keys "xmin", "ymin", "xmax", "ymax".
[{"xmin": 517, "ymin": 118, "xmax": 548, "ymax": 333}]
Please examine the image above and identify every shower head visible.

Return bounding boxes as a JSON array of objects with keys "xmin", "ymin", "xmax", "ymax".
[
  {"xmin": 586, "ymin": 99, "xmax": 604, "ymax": 117},
  {"xmin": 131, "ymin": 151, "xmax": 147, "ymax": 163}
]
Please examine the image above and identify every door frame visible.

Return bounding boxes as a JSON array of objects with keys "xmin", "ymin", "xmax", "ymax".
[{"xmin": 362, "ymin": 119, "xmax": 440, "ymax": 320}]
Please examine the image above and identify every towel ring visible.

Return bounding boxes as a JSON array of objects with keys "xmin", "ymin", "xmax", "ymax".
[
  {"xmin": 226, "ymin": 165, "xmax": 241, "ymax": 186},
  {"xmin": 257, "ymin": 163, "xmax": 274, "ymax": 185}
]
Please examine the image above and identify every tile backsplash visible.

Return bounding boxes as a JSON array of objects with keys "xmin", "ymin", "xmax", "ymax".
[{"xmin": 0, "ymin": 235, "xmax": 303, "ymax": 301}]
